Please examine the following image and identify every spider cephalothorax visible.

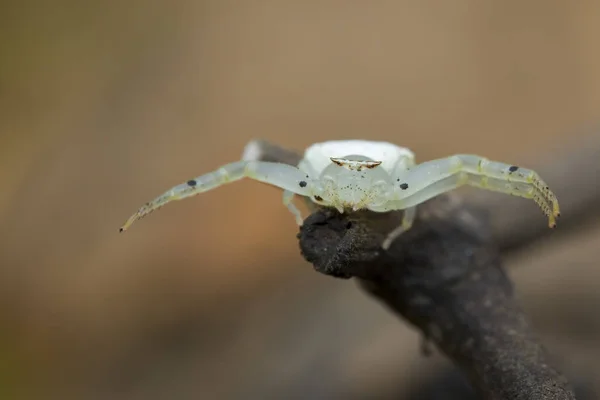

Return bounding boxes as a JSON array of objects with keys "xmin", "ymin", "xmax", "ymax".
[{"xmin": 120, "ymin": 140, "xmax": 560, "ymax": 249}]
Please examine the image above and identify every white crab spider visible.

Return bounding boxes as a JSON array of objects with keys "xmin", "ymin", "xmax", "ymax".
[{"xmin": 120, "ymin": 140, "xmax": 560, "ymax": 250}]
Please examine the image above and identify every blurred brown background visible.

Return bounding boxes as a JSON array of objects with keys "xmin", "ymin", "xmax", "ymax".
[{"xmin": 1, "ymin": 1, "xmax": 600, "ymax": 399}]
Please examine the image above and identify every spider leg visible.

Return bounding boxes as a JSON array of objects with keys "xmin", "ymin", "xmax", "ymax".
[
  {"xmin": 283, "ymin": 190, "xmax": 304, "ymax": 225},
  {"xmin": 391, "ymin": 155, "xmax": 560, "ymax": 228},
  {"xmin": 120, "ymin": 161, "xmax": 313, "ymax": 232},
  {"xmin": 381, "ymin": 206, "xmax": 416, "ymax": 250}
]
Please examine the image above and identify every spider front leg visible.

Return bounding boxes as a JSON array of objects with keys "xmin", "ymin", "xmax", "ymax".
[
  {"xmin": 392, "ymin": 154, "xmax": 560, "ymax": 228},
  {"xmin": 120, "ymin": 161, "xmax": 314, "ymax": 231}
]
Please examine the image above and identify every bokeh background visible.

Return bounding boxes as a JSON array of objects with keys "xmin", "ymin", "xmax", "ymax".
[{"xmin": 1, "ymin": 1, "xmax": 600, "ymax": 399}]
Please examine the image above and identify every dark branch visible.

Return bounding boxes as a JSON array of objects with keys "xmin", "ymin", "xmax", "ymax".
[
  {"xmin": 250, "ymin": 139, "xmax": 577, "ymax": 399},
  {"xmin": 298, "ymin": 199, "xmax": 574, "ymax": 399}
]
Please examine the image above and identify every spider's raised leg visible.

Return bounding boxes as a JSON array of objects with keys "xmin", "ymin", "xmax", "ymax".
[
  {"xmin": 391, "ymin": 155, "xmax": 560, "ymax": 228},
  {"xmin": 283, "ymin": 190, "xmax": 304, "ymax": 225},
  {"xmin": 381, "ymin": 206, "xmax": 416, "ymax": 250},
  {"xmin": 120, "ymin": 161, "xmax": 314, "ymax": 232}
]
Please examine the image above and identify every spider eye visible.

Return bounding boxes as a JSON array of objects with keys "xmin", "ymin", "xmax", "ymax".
[{"xmin": 330, "ymin": 157, "xmax": 382, "ymax": 171}]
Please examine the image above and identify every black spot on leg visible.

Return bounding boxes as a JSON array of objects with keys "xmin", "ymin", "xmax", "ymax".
[
  {"xmin": 314, "ymin": 195, "xmax": 323, "ymax": 201},
  {"xmin": 396, "ymin": 178, "xmax": 400, "ymax": 182},
  {"xmin": 299, "ymin": 181, "xmax": 307, "ymax": 188},
  {"xmin": 400, "ymin": 183, "xmax": 409, "ymax": 190},
  {"xmin": 187, "ymin": 179, "xmax": 197, "ymax": 187},
  {"xmin": 508, "ymin": 165, "xmax": 519, "ymax": 173}
]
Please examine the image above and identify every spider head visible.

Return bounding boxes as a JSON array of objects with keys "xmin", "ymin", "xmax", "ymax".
[{"xmin": 314, "ymin": 155, "xmax": 391, "ymax": 212}]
